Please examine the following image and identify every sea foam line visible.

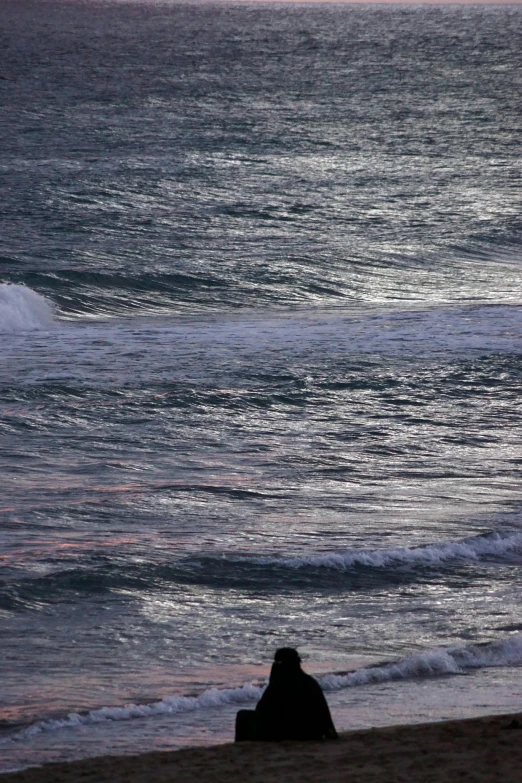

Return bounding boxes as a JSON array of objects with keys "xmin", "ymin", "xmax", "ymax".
[
  {"xmin": 4, "ymin": 633, "xmax": 522, "ymax": 742},
  {"xmin": 252, "ymin": 530, "xmax": 522, "ymax": 571}
]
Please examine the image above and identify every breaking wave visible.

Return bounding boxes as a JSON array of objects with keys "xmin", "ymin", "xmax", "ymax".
[
  {"xmin": 320, "ymin": 632, "xmax": 522, "ymax": 691},
  {"xmin": 0, "ymin": 284, "xmax": 55, "ymax": 331},
  {"xmin": 3, "ymin": 531, "xmax": 522, "ymax": 612},
  {"xmin": 249, "ymin": 530, "xmax": 522, "ymax": 571},
  {"xmin": 5, "ymin": 683, "xmax": 264, "ymax": 741},
  {"xmin": 4, "ymin": 633, "xmax": 522, "ymax": 742}
]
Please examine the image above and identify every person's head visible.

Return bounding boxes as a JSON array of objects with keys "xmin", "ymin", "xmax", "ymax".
[{"xmin": 273, "ymin": 647, "xmax": 301, "ymax": 669}]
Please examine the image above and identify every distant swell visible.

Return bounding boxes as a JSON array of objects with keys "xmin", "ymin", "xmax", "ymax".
[
  {"xmin": 4, "ymin": 633, "xmax": 522, "ymax": 742},
  {"xmin": 0, "ymin": 284, "xmax": 54, "ymax": 331}
]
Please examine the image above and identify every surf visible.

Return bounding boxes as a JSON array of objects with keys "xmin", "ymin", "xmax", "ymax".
[
  {"xmin": 3, "ymin": 632, "xmax": 522, "ymax": 743},
  {"xmin": 0, "ymin": 284, "xmax": 55, "ymax": 331}
]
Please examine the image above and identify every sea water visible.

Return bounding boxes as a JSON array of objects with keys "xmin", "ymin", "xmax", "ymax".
[{"xmin": 1, "ymin": 0, "xmax": 522, "ymax": 772}]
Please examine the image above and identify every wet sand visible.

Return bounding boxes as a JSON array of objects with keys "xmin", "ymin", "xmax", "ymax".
[{"xmin": 2, "ymin": 712, "xmax": 522, "ymax": 783}]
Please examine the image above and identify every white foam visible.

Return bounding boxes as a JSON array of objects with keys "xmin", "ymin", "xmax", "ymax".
[
  {"xmin": 0, "ymin": 284, "xmax": 54, "ymax": 331},
  {"xmin": 6, "ymin": 683, "xmax": 264, "ymax": 741},
  {"xmin": 319, "ymin": 633, "xmax": 522, "ymax": 692},
  {"xmin": 254, "ymin": 530, "xmax": 522, "ymax": 571},
  {"xmin": 319, "ymin": 649, "xmax": 461, "ymax": 691}
]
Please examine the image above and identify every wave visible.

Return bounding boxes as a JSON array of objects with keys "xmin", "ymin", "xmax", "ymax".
[
  {"xmin": 2, "ymin": 531, "xmax": 521, "ymax": 612},
  {"xmin": 4, "ymin": 633, "xmax": 522, "ymax": 742},
  {"xmin": 250, "ymin": 530, "xmax": 522, "ymax": 571},
  {"xmin": 3, "ymin": 530, "xmax": 522, "ymax": 613},
  {"xmin": 5, "ymin": 270, "xmax": 261, "ymax": 318},
  {"xmin": 180, "ymin": 530, "xmax": 522, "ymax": 591},
  {"xmin": 166, "ymin": 530, "xmax": 522, "ymax": 592},
  {"xmin": 7, "ymin": 245, "xmax": 522, "ymax": 321},
  {"xmin": 320, "ymin": 632, "xmax": 522, "ymax": 691},
  {"xmin": 0, "ymin": 284, "xmax": 55, "ymax": 331},
  {"xmin": 4, "ymin": 684, "xmax": 264, "ymax": 741}
]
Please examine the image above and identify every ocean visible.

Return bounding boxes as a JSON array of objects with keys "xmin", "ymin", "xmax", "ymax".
[{"xmin": 1, "ymin": 0, "xmax": 522, "ymax": 772}]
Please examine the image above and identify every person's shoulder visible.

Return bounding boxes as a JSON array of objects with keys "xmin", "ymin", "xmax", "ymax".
[{"xmin": 301, "ymin": 672, "xmax": 323, "ymax": 691}]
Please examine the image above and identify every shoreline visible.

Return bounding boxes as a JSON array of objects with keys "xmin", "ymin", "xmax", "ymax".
[{"xmin": 2, "ymin": 711, "xmax": 522, "ymax": 783}]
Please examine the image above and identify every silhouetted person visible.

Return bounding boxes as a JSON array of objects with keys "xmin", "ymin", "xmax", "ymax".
[{"xmin": 235, "ymin": 648, "xmax": 338, "ymax": 741}]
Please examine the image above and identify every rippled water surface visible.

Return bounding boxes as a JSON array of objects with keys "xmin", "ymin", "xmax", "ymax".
[{"xmin": 1, "ymin": 0, "xmax": 522, "ymax": 772}]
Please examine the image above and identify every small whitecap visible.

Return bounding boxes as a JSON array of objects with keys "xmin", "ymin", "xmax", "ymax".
[{"xmin": 0, "ymin": 284, "xmax": 55, "ymax": 331}]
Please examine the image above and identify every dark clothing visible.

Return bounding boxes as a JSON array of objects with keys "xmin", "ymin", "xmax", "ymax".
[
  {"xmin": 235, "ymin": 709, "xmax": 256, "ymax": 742},
  {"xmin": 235, "ymin": 661, "xmax": 337, "ymax": 742},
  {"xmin": 255, "ymin": 665, "xmax": 337, "ymax": 741}
]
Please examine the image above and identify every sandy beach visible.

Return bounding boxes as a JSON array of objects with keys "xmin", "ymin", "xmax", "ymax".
[{"xmin": 2, "ymin": 712, "xmax": 522, "ymax": 783}]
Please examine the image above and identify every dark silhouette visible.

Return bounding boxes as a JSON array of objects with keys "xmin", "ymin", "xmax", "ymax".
[{"xmin": 235, "ymin": 648, "xmax": 338, "ymax": 742}]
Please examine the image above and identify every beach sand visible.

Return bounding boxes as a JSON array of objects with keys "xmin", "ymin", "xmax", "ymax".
[{"xmin": 2, "ymin": 712, "xmax": 522, "ymax": 783}]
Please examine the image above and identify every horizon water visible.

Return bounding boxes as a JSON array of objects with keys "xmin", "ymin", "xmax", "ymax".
[{"xmin": 1, "ymin": 0, "xmax": 522, "ymax": 772}]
